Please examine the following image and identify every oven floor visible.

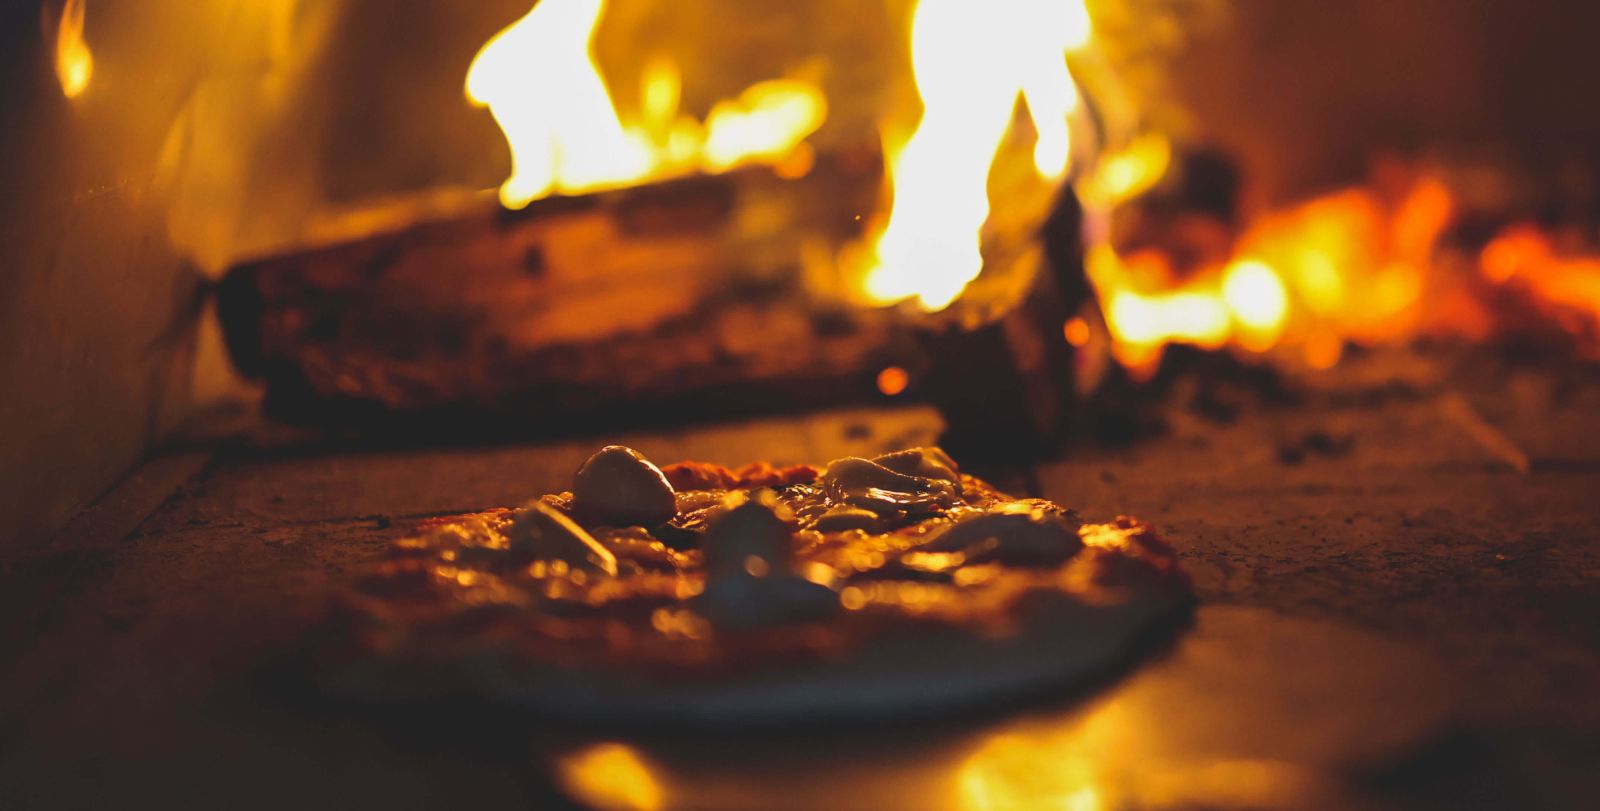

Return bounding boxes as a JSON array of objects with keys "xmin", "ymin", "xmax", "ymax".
[{"xmin": 3, "ymin": 349, "xmax": 1597, "ymax": 809}]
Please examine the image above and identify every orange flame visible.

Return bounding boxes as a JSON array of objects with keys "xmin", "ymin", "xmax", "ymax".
[
  {"xmin": 1479, "ymin": 225, "xmax": 1600, "ymax": 351},
  {"xmin": 1089, "ymin": 157, "xmax": 1600, "ymax": 373},
  {"xmin": 463, "ymin": 2, "xmax": 1600, "ymax": 368},
  {"xmin": 55, "ymin": 0, "xmax": 93, "ymax": 99},
  {"xmin": 557, "ymin": 742, "xmax": 665, "ymax": 811},
  {"xmin": 1088, "ymin": 170, "xmax": 1452, "ymax": 375},
  {"xmin": 467, "ymin": 0, "xmax": 825, "ymax": 209}
]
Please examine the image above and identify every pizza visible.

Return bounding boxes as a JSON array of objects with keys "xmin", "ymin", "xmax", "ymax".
[{"xmin": 323, "ymin": 445, "xmax": 1193, "ymax": 725}]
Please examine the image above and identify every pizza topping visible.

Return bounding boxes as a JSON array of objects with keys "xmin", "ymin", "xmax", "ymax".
[
  {"xmin": 820, "ymin": 456, "xmax": 961, "ymax": 517},
  {"xmin": 660, "ymin": 460, "xmax": 823, "ymax": 491},
  {"xmin": 506, "ymin": 500, "xmax": 619, "ymax": 575},
  {"xmin": 808, "ymin": 505, "xmax": 882, "ymax": 533},
  {"xmin": 571, "ymin": 445, "xmax": 678, "ymax": 528},
  {"xmin": 694, "ymin": 491, "xmax": 841, "ymax": 628},
  {"xmin": 659, "ymin": 460, "xmax": 742, "ymax": 491},
  {"xmin": 701, "ymin": 490, "xmax": 793, "ymax": 575},
  {"xmin": 921, "ymin": 506, "xmax": 1083, "ymax": 567},
  {"xmin": 340, "ymin": 445, "xmax": 1191, "ymax": 688},
  {"xmin": 694, "ymin": 572, "xmax": 840, "ymax": 630},
  {"xmin": 871, "ymin": 447, "xmax": 963, "ymax": 493}
]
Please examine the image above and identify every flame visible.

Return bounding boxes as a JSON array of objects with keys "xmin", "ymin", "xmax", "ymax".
[
  {"xmin": 1478, "ymin": 225, "xmax": 1600, "ymax": 350},
  {"xmin": 1089, "ymin": 247, "xmax": 1288, "ymax": 369},
  {"xmin": 862, "ymin": 0, "xmax": 1093, "ymax": 311},
  {"xmin": 463, "ymin": 1, "xmax": 1600, "ymax": 366},
  {"xmin": 467, "ymin": 1, "xmax": 825, "ymax": 209},
  {"xmin": 1222, "ymin": 259, "xmax": 1291, "ymax": 349},
  {"xmin": 959, "ymin": 735, "xmax": 1103, "ymax": 811},
  {"xmin": 703, "ymin": 81, "xmax": 826, "ymax": 173},
  {"xmin": 1089, "ymin": 176, "xmax": 1442, "ymax": 374},
  {"xmin": 55, "ymin": 0, "xmax": 93, "ymax": 99},
  {"xmin": 557, "ymin": 742, "xmax": 665, "ymax": 811},
  {"xmin": 1078, "ymin": 134, "xmax": 1172, "ymax": 209},
  {"xmin": 1088, "ymin": 155, "xmax": 1600, "ymax": 373},
  {"xmin": 465, "ymin": 0, "xmax": 647, "ymax": 206}
]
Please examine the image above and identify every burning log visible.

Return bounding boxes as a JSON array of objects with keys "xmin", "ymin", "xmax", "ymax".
[
  {"xmin": 218, "ymin": 150, "xmax": 914, "ymax": 436},
  {"xmin": 909, "ymin": 190, "xmax": 1093, "ymax": 460},
  {"xmin": 216, "ymin": 146, "xmax": 1099, "ymax": 449}
]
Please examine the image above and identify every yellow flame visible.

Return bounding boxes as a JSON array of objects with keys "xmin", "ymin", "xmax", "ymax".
[
  {"xmin": 1087, "ymin": 245, "xmax": 1294, "ymax": 373},
  {"xmin": 465, "ymin": 0, "xmax": 648, "ymax": 207},
  {"xmin": 863, "ymin": 0, "xmax": 1092, "ymax": 311},
  {"xmin": 704, "ymin": 80, "xmax": 827, "ymax": 172},
  {"xmin": 1077, "ymin": 133, "xmax": 1171, "ymax": 208},
  {"xmin": 1222, "ymin": 259, "xmax": 1290, "ymax": 349},
  {"xmin": 557, "ymin": 743, "xmax": 665, "ymax": 811},
  {"xmin": 467, "ymin": 1, "xmax": 825, "ymax": 209},
  {"xmin": 958, "ymin": 733, "xmax": 1103, "ymax": 811},
  {"xmin": 55, "ymin": 0, "xmax": 93, "ymax": 99},
  {"xmin": 640, "ymin": 58, "xmax": 682, "ymax": 135}
]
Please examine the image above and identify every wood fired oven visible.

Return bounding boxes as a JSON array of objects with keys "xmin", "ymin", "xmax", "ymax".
[{"xmin": 3, "ymin": 2, "xmax": 1598, "ymax": 809}]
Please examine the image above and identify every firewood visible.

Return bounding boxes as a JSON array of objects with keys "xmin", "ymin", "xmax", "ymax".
[
  {"xmin": 215, "ymin": 147, "xmax": 1096, "ymax": 447},
  {"xmin": 217, "ymin": 151, "xmax": 911, "ymax": 434}
]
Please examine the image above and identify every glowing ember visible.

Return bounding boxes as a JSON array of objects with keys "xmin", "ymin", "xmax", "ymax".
[
  {"xmin": 1088, "ymin": 159, "xmax": 1600, "ymax": 373},
  {"xmin": 1478, "ymin": 225, "xmax": 1600, "ymax": 353},
  {"xmin": 1063, "ymin": 317, "xmax": 1092, "ymax": 347},
  {"xmin": 876, "ymin": 365, "xmax": 911, "ymax": 396},
  {"xmin": 862, "ymin": 0, "xmax": 1093, "ymax": 311},
  {"xmin": 55, "ymin": 0, "xmax": 93, "ymax": 99},
  {"xmin": 467, "ymin": 0, "xmax": 826, "ymax": 209}
]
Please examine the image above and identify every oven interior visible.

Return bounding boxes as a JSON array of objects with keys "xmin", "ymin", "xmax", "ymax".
[{"xmin": 3, "ymin": 1, "xmax": 1599, "ymax": 808}]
